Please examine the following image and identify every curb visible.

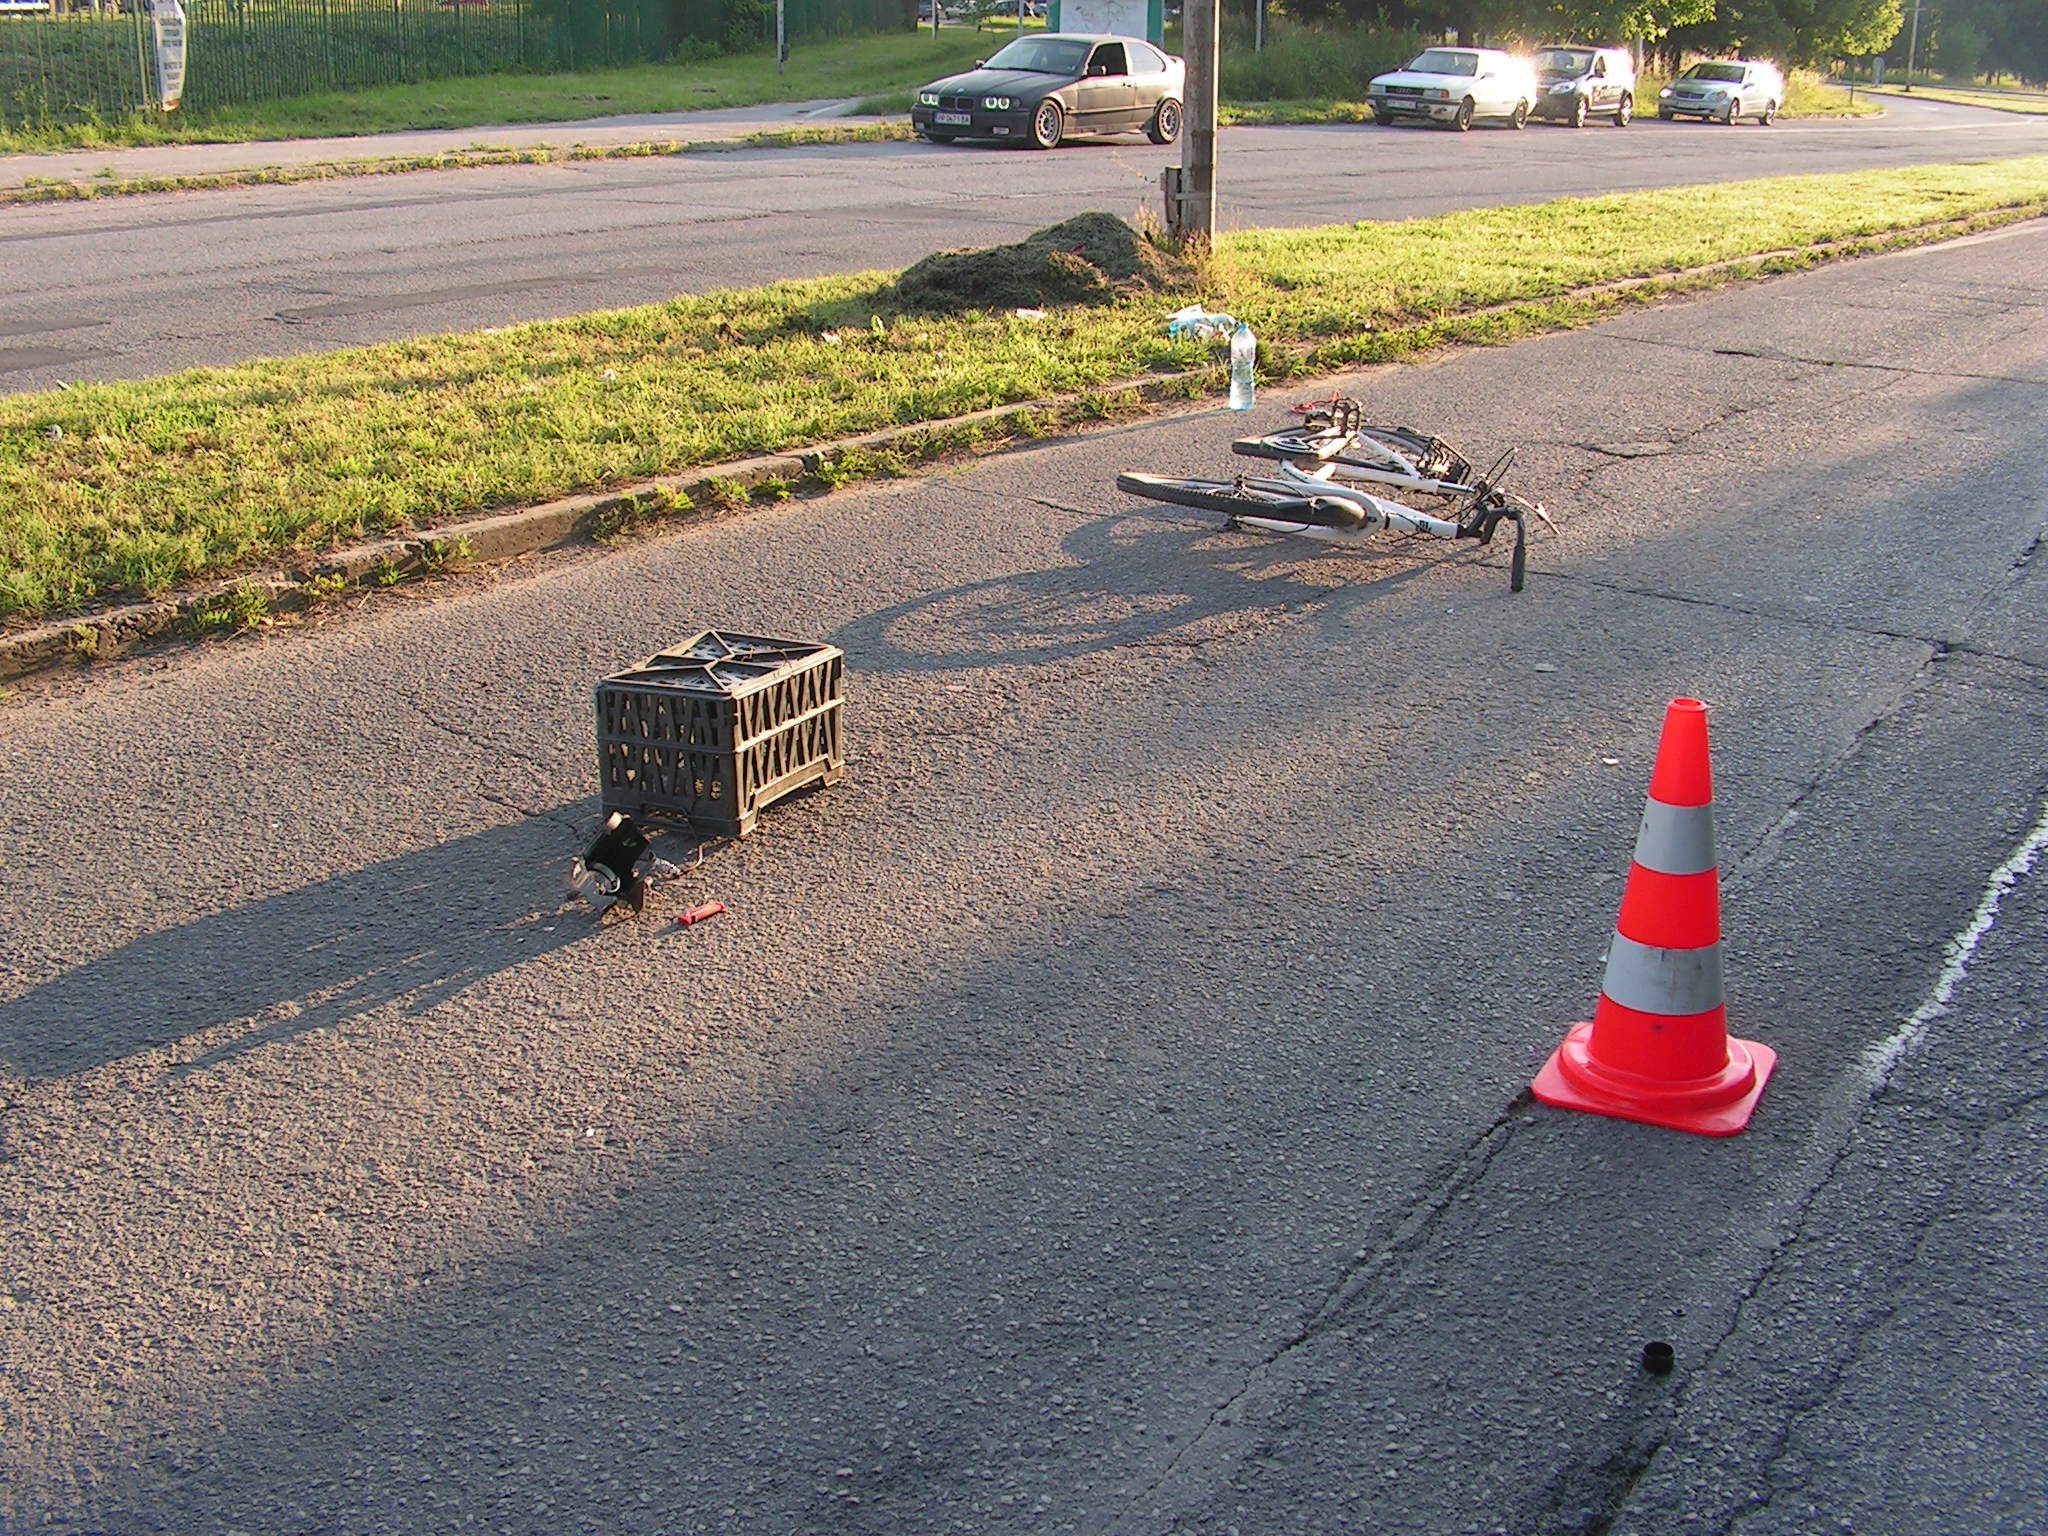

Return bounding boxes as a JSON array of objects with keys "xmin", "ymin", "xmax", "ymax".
[
  {"xmin": 0, "ymin": 120, "xmax": 917, "ymax": 205},
  {"xmin": 0, "ymin": 375, "xmax": 1201, "ymax": 683},
  {"xmin": 6, "ymin": 199, "xmax": 2042, "ymax": 685}
]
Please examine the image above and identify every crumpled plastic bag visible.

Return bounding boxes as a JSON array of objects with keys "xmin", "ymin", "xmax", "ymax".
[{"xmin": 1166, "ymin": 303, "xmax": 1238, "ymax": 341}]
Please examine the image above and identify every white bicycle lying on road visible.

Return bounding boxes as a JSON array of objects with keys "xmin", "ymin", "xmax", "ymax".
[{"xmin": 1116, "ymin": 396, "xmax": 1556, "ymax": 592}]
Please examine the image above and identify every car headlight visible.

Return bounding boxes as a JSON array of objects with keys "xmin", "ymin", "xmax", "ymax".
[
  {"xmin": 1430, "ymin": 88, "xmax": 1450, "ymax": 99},
  {"xmin": 982, "ymin": 95, "xmax": 1011, "ymax": 110},
  {"xmin": 1550, "ymin": 80, "xmax": 1578, "ymax": 94},
  {"xmin": 1658, "ymin": 86, "xmax": 1673, "ymax": 97},
  {"xmin": 918, "ymin": 91, "xmax": 939, "ymax": 107},
  {"xmin": 1709, "ymin": 89, "xmax": 1729, "ymax": 100}
]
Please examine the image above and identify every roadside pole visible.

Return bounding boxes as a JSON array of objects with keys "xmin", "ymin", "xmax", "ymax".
[
  {"xmin": 776, "ymin": 0, "xmax": 786, "ymax": 75},
  {"xmin": 1179, "ymin": 0, "xmax": 1219, "ymax": 242},
  {"xmin": 1254, "ymin": 0, "xmax": 1264, "ymax": 52},
  {"xmin": 1904, "ymin": 0, "xmax": 1921, "ymax": 90}
]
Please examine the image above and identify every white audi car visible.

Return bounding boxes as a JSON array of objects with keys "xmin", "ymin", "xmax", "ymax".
[{"xmin": 1367, "ymin": 47, "xmax": 1539, "ymax": 131}]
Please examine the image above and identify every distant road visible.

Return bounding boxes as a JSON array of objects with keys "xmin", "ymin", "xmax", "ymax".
[{"xmin": 5, "ymin": 91, "xmax": 2044, "ymax": 393}]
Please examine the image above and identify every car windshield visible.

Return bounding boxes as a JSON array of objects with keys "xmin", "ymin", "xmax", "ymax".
[
  {"xmin": 1407, "ymin": 49, "xmax": 1478, "ymax": 76},
  {"xmin": 1535, "ymin": 48, "xmax": 1594, "ymax": 75},
  {"xmin": 1682, "ymin": 62, "xmax": 1749, "ymax": 82},
  {"xmin": 983, "ymin": 37, "xmax": 1090, "ymax": 74}
]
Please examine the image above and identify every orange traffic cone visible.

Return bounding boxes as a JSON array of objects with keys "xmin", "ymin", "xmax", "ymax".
[{"xmin": 1532, "ymin": 698, "xmax": 1776, "ymax": 1136}]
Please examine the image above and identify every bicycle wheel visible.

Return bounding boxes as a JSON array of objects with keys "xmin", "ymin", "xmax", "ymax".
[{"xmin": 1115, "ymin": 473, "xmax": 1364, "ymax": 528}]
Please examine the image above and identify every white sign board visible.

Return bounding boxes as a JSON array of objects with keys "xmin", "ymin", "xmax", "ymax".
[
  {"xmin": 1055, "ymin": 0, "xmax": 1148, "ymax": 40},
  {"xmin": 149, "ymin": 0, "xmax": 187, "ymax": 113}
]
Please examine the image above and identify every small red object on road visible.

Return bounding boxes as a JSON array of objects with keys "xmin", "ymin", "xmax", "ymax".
[{"xmin": 676, "ymin": 900, "xmax": 726, "ymax": 927}]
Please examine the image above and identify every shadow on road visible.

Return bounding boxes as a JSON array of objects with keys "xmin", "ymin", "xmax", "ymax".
[
  {"xmin": 834, "ymin": 504, "xmax": 1462, "ymax": 674},
  {"xmin": 0, "ymin": 803, "xmax": 610, "ymax": 1084}
]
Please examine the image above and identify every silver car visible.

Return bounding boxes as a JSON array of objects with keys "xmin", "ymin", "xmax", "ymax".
[{"xmin": 1657, "ymin": 59, "xmax": 1784, "ymax": 124}]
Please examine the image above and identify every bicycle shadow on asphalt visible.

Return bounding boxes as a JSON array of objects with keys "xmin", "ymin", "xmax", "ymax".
[
  {"xmin": 833, "ymin": 500, "xmax": 1496, "ymax": 675},
  {"xmin": 0, "ymin": 801, "xmax": 616, "ymax": 1085}
]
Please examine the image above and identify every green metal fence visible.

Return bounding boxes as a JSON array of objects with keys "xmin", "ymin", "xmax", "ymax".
[{"xmin": 0, "ymin": 0, "xmax": 913, "ymax": 131}]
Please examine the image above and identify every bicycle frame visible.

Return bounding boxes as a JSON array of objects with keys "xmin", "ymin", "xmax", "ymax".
[
  {"xmin": 1234, "ymin": 426, "xmax": 1480, "ymax": 497},
  {"xmin": 1254, "ymin": 463, "xmax": 1466, "ymax": 539}
]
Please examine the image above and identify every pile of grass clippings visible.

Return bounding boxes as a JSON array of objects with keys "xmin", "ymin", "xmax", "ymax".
[{"xmin": 891, "ymin": 213, "xmax": 1197, "ymax": 314}]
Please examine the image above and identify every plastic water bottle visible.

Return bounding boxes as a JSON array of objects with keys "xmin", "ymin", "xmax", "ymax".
[{"xmin": 1228, "ymin": 322, "xmax": 1257, "ymax": 411}]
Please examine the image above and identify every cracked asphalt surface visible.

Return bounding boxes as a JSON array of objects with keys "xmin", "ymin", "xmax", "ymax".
[
  {"xmin": 2, "ymin": 225, "xmax": 2046, "ymax": 1533},
  {"xmin": 6, "ymin": 92, "xmax": 2048, "ymax": 393}
]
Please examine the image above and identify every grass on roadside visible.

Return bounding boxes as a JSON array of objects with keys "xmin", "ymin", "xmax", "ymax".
[
  {"xmin": 4, "ymin": 122, "xmax": 918, "ymax": 205},
  {"xmin": 6, "ymin": 156, "xmax": 2048, "ymax": 625},
  {"xmin": 0, "ymin": 28, "xmax": 1001, "ymax": 153},
  {"xmin": 1221, "ymin": 100, "xmax": 1376, "ymax": 126},
  {"xmin": 1861, "ymin": 83, "xmax": 2048, "ymax": 116}
]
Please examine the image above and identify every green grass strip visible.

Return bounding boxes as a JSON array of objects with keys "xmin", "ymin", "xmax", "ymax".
[
  {"xmin": 1863, "ymin": 84, "xmax": 2048, "ymax": 117},
  {"xmin": 0, "ymin": 29, "xmax": 1003, "ymax": 153},
  {"xmin": 6, "ymin": 156, "xmax": 2048, "ymax": 625},
  {"xmin": 3, "ymin": 122, "xmax": 919, "ymax": 206}
]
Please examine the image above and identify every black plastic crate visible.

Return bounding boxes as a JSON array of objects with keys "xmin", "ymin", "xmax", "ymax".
[{"xmin": 595, "ymin": 631, "xmax": 845, "ymax": 838}]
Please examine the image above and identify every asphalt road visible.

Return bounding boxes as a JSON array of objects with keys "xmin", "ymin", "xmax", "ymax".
[
  {"xmin": 5, "ymin": 92, "xmax": 2046, "ymax": 394},
  {"xmin": 2, "ymin": 224, "xmax": 2044, "ymax": 1532}
]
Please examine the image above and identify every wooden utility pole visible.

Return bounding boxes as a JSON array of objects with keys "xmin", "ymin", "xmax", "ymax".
[
  {"xmin": 776, "ymin": 0, "xmax": 786, "ymax": 75},
  {"xmin": 1179, "ymin": 0, "xmax": 1219, "ymax": 242},
  {"xmin": 1903, "ymin": 0, "xmax": 1922, "ymax": 90}
]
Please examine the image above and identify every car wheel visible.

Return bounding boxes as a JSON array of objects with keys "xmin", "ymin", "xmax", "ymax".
[
  {"xmin": 1760, "ymin": 98, "xmax": 1778, "ymax": 125},
  {"xmin": 1030, "ymin": 98, "xmax": 1064, "ymax": 149},
  {"xmin": 1657, "ymin": 107, "xmax": 1674, "ymax": 120},
  {"xmin": 1147, "ymin": 97, "xmax": 1182, "ymax": 145},
  {"xmin": 1614, "ymin": 94, "xmax": 1632, "ymax": 126},
  {"xmin": 1723, "ymin": 98, "xmax": 1742, "ymax": 123},
  {"xmin": 1452, "ymin": 97, "xmax": 1474, "ymax": 132},
  {"xmin": 1569, "ymin": 94, "xmax": 1586, "ymax": 128},
  {"xmin": 1511, "ymin": 99, "xmax": 1529, "ymax": 129}
]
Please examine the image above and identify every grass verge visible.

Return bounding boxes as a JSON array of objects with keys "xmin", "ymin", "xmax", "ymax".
[
  {"xmin": 3, "ymin": 122, "xmax": 919, "ymax": 206},
  {"xmin": 0, "ymin": 28, "xmax": 999, "ymax": 153},
  {"xmin": 6, "ymin": 156, "xmax": 2047, "ymax": 626},
  {"xmin": 1862, "ymin": 83, "xmax": 2048, "ymax": 116}
]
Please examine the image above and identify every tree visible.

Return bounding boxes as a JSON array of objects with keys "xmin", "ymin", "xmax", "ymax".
[
  {"xmin": 1932, "ymin": 15, "xmax": 1989, "ymax": 79},
  {"xmin": 1671, "ymin": 0, "xmax": 1902, "ymax": 63},
  {"xmin": 1533, "ymin": 0, "xmax": 1716, "ymax": 45}
]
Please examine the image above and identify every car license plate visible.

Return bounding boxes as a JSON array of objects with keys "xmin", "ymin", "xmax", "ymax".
[{"xmin": 934, "ymin": 111, "xmax": 971, "ymax": 125}]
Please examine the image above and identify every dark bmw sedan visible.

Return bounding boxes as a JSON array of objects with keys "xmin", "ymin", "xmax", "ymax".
[{"xmin": 911, "ymin": 32, "xmax": 1185, "ymax": 149}]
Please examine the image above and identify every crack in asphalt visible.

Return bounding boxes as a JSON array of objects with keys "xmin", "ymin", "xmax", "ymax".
[
  {"xmin": 1605, "ymin": 331, "xmax": 2048, "ymax": 388},
  {"xmin": 388, "ymin": 685, "xmax": 585, "ymax": 834},
  {"xmin": 1555, "ymin": 644, "xmax": 1966, "ymax": 1536},
  {"xmin": 1534, "ymin": 569, "xmax": 2046, "ymax": 674},
  {"xmin": 1625, "ymin": 791, "xmax": 2048, "ymax": 1536},
  {"xmin": 1726, "ymin": 1016, "xmax": 2046, "ymax": 1534},
  {"xmin": 1104, "ymin": 1107, "xmax": 1530, "ymax": 1534},
  {"xmin": 1100, "ymin": 619, "xmax": 2036, "ymax": 1534}
]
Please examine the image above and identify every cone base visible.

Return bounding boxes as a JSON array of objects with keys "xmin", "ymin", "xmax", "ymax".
[{"xmin": 1532, "ymin": 1020, "xmax": 1776, "ymax": 1137}]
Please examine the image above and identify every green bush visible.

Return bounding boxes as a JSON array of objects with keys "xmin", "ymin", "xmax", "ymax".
[{"xmin": 1218, "ymin": 17, "xmax": 1428, "ymax": 102}]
